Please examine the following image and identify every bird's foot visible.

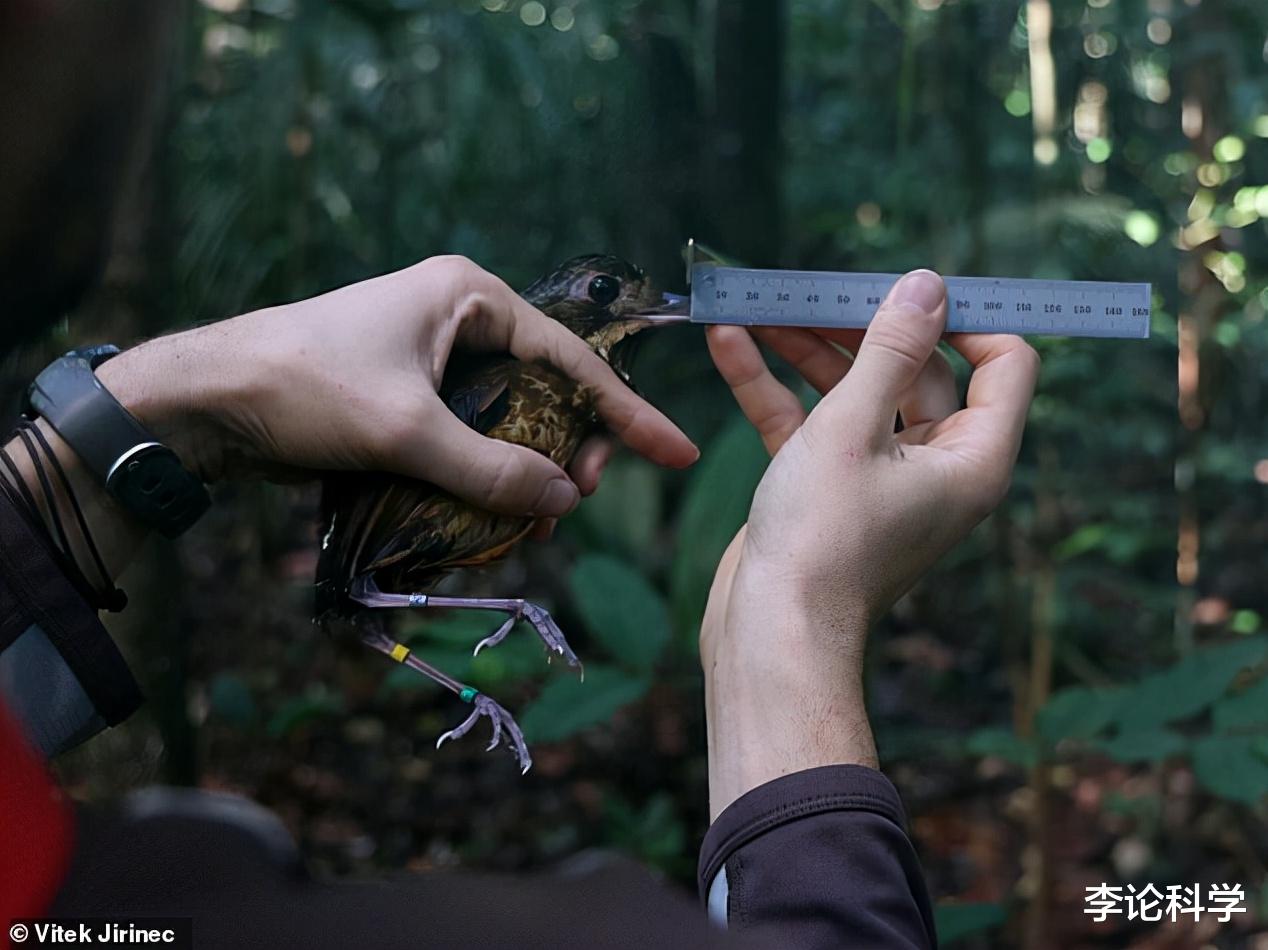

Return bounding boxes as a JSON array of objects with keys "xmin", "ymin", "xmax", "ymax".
[
  {"xmin": 437, "ymin": 689, "xmax": 532, "ymax": 774},
  {"xmin": 351, "ymin": 579, "xmax": 582, "ymax": 676},
  {"xmin": 472, "ymin": 614, "xmax": 517, "ymax": 657},
  {"xmin": 472, "ymin": 602, "xmax": 582, "ymax": 677}
]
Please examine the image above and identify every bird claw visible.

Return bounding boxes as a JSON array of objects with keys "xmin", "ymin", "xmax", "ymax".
[
  {"xmin": 472, "ymin": 615, "xmax": 517, "ymax": 657},
  {"xmin": 436, "ymin": 693, "xmax": 532, "ymax": 774},
  {"xmin": 520, "ymin": 603, "xmax": 582, "ymax": 673},
  {"xmin": 467, "ymin": 602, "xmax": 582, "ymax": 679}
]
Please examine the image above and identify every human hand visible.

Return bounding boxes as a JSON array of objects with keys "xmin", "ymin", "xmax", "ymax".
[
  {"xmin": 700, "ymin": 269, "xmax": 1039, "ymax": 816},
  {"xmin": 98, "ymin": 255, "xmax": 697, "ymax": 517}
]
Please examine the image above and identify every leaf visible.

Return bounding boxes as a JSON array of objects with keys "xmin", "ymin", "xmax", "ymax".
[
  {"xmin": 1191, "ymin": 735, "xmax": 1268, "ymax": 803},
  {"xmin": 379, "ymin": 648, "xmax": 476, "ymax": 695},
  {"xmin": 1232, "ymin": 610, "xmax": 1261, "ymax": 635},
  {"xmin": 1212, "ymin": 675, "xmax": 1268, "ymax": 732},
  {"xmin": 1115, "ymin": 637, "xmax": 1268, "ymax": 732},
  {"xmin": 966, "ymin": 727, "xmax": 1038, "ymax": 769},
  {"xmin": 569, "ymin": 554, "xmax": 671, "ymax": 671},
  {"xmin": 669, "ymin": 415, "xmax": 768, "ymax": 633},
  {"xmin": 378, "ymin": 638, "xmax": 548, "ymax": 698},
  {"xmin": 518, "ymin": 665, "xmax": 651, "ymax": 743},
  {"xmin": 570, "ymin": 457, "xmax": 662, "ymax": 563},
  {"xmin": 399, "ymin": 611, "xmax": 508, "ymax": 647},
  {"xmin": 934, "ymin": 903, "xmax": 1009, "ymax": 945},
  {"xmin": 1036, "ymin": 686, "xmax": 1122, "ymax": 742},
  {"xmin": 208, "ymin": 672, "xmax": 257, "ymax": 727},
  {"xmin": 1052, "ymin": 523, "xmax": 1151, "ymax": 565},
  {"xmin": 1098, "ymin": 729, "xmax": 1188, "ymax": 764},
  {"xmin": 267, "ymin": 688, "xmax": 345, "ymax": 738},
  {"xmin": 603, "ymin": 792, "xmax": 688, "ymax": 872}
]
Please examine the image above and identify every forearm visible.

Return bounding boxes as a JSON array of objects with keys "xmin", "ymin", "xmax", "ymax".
[
  {"xmin": 705, "ymin": 642, "xmax": 877, "ymax": 819},
  {"xmin": 703, "ymin": 554, "xmax": 878, "ymax": 820},
  {"xmin": 700, "ymin": 612, "xmax": 933, "ymax": 949},
  {"xmin": 2, "ymin": 419, "xmax": 148, "ymax": 588},
  {"xmin": 2, "ymin": 325, "xmax": 254, "ymax": 591},
  {"xmin": 697, "ymin": 555, "xmax": 938, "ymax": 947}
]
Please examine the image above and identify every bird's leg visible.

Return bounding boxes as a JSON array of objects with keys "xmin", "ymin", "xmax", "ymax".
[
  {"xmin": 349, "ymin": 575, "xmax": 581, "ymax": 673},
  {"xmin": 360, "ymin": 626, "xmax": 532, "ymax": 773}
]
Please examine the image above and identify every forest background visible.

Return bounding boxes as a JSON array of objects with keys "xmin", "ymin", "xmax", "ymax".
[{"xmin": 10, "ymin": 1, "xmax": 1268, "ymax": 947}]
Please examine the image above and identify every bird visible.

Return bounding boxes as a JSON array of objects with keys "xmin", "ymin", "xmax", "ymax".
[{"xmin": 315, "ymin": 254, "xmax": 671, "ymax": 773}]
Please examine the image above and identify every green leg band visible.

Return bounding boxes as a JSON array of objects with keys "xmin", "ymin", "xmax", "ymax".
[{"xmin": 459, "ymin": 686, "xmax": 478, "ymax": 703}]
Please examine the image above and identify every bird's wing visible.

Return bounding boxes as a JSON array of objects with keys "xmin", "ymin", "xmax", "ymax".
[
  {"xmin": 316, "ymin": 359, "xmax": 594, "ymax": 610},
  {"xmin": 443, "ymin": 365, "xmax": 513, "ymax": 434}
]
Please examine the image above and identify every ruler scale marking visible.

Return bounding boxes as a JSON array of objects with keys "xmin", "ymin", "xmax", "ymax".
[{"xmin": 685, "ymin": 265, "xmax": 1151, "ymax": 339}]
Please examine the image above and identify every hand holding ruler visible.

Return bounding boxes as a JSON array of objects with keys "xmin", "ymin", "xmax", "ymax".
[{"xmin": 639, "ymin": 241, "xmax": 1151, "ymax": 339}]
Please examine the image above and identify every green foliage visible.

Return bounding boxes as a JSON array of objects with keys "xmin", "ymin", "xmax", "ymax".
[
  {"xmin": 603, "ymin": 792, "xmax": 689, "ymax": 874},
  {"xmin": 1190, "ymin": 736, "xmax": 1268, "ymax": 803},
  {"xmin": 267, "ymin": 686, "xmax": 346, "ymax": 738},
  {"xmin": 570, "ymin": 457, "xmax": 663, "ymax": 566},
  {"xmin": 669, "ymin": 416, "xmax": 768, "ymax": 634},
  {"xmin": 383, "ymin": 612, "xmax": 551, "ymax": 693},
  {"xmin": 1035, "ymin": 686, "xmax": 1122, "ymax": 742},
  {"xmin": 1213, "ymin": 676, "xmax": 1268, "ymax": 731},
  {"xmin": 1032, "ymin": 637, "xmax": 1268, "ymax": 801},
  {"xmin": 1097, "ymin": 729, "xmax": 1187, "ymax": 764},
  {"xmin": 934, "ymin": 902, "xmax": 1009, "ymax": 946},
  {"xmin": 208, "ymin": 672, "xmax": 258, "ymax": 727},
  {"xmin": 569, "ymin": 553, "xmax": 671, "ymax": 671},
  {"xmin": 518, "ymin": 664, "xmax": 650, "ymax": 743},
  {"xmin": 108, "ymin": 0, "xmax": 1268, "ymax": 899},
  {"xmin": 1115, "ymin": 637, "xmax": 1268, "ymax": 733},
  {"xmin": 966, "ymin": 727, "xmax": 1038, "ymax": 770}
]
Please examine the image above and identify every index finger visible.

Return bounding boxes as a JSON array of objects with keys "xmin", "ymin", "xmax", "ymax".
[
  {"xmin": 462, "ymin": 278, "xmax": 700, "ymax": 469},
  {"xmin": 942, "ymin": 332, "xmax": 1040, "ymax": 455}
]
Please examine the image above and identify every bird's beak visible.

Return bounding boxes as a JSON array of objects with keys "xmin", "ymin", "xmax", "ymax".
[{"xmin": 629, "ymin": 292, "xmax": 690, "ymax": 324}]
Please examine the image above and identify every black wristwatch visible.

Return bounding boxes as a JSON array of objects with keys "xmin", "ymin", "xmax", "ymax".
[{"xmin": 24, "ymin": 346, "xmax": 211, "ymax": 538}]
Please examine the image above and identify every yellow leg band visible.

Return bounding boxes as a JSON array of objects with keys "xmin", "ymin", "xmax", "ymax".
[{"xmin": 389, "ymin": 643, "xmax": 410, "ymax": 663}]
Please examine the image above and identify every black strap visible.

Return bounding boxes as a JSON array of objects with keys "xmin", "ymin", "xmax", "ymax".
[
  {"xmin": 25, "ymin": 347, "xmax": 211, "ymax": 538},
  {"xmin": 0, "ymin": 490, "xmax": 142, "ymax": 725}
]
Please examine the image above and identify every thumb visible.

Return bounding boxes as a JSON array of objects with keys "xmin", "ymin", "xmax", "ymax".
[
  {"xmin": 826, "ymin": 269, "xmax": 946, "ymax": 439},
  {"xmin": 387, "ymin": 397, "xmax": 581, "ymax": 518}
]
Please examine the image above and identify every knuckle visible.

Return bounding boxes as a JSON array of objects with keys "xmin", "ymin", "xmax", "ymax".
[
  {"xmin": 1020, "ymin": 341, "xmax": 1042, "ymax": 374},
  {"xmin": 422, "ymin": 254, "xmax": 487, "ymax": 293},
  {"xmin": 862, "ymin": 313, "xmax": 930, "ymax": 369},
  {"xmin": 428, "ymin": 253, "xmax": 476, "ymax": 273},
  {"xmin": 455, "ymin": 289, "xmax": 491, "ymax": 323}
]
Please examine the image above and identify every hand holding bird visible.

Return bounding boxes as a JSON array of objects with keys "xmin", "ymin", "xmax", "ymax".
[
  {"xmin": 95, "ymin": 254, "xmax": 692, "ymax": 772},
  {"xmin": 98, "ymin": 254, "xmax": 697, "ymax": 502},
  {"xmin": 314, "ymin": 254, "xmax": 682, "ymax": 772}
]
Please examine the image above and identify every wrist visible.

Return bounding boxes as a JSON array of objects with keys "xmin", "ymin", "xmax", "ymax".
[
  {"xmin": 705, "ymin": 652, "xmax": 878, "ymax": 819},
  {"xmin": 94, "ymin": 327, "xmax": 254, "ymax": 483},
  {"xmin": 702, "ymin": 567, "xmax": 878, "ymax": 819}
]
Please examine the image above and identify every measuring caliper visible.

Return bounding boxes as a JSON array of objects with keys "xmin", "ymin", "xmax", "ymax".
[{"xmin": 638, "ymin": 241, "xmax": 1151, "ymax": 339}]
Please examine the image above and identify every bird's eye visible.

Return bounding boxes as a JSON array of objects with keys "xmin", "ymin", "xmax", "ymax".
[{"xmin": 587, "ymin": 274, "xmax": 621, "ymax": 306}]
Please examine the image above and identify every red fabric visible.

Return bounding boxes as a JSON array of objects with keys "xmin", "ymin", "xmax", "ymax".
[{"xmin": 0, "ymin": 697, "xmax": 73, "ymax": 922}]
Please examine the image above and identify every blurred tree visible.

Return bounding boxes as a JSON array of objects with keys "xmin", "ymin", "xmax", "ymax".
[{"xmin": 23, "ymin": 1, "xmax": 1268, "ymax": 947}]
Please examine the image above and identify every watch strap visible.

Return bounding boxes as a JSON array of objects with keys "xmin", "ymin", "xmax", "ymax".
[{"xmin": 24, "ymin": 347, "xmax": 211, "ymax": 538}]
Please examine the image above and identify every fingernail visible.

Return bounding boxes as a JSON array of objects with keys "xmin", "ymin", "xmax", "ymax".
[
  {"xmin": 886, "ymin": 269, "xmax": 944, "ymax": 313},
  {"xmin": 533, "ymin": 478, "xmax": 580, "ymax": 517}
]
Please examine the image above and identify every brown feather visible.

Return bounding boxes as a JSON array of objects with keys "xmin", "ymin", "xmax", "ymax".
[{"xmin": 314, "ymin": 254, "xmax": 659, "ymax": 618}]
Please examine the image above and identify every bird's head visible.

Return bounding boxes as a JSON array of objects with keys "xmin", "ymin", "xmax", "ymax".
[{"xmin": 521, "ymin": 254, "xmax": 673, "ymax": 368}]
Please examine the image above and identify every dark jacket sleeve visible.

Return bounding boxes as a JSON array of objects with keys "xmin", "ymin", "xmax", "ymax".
[
  {"xmin": 698, "ymin": 764, "xmax": 937, "ymax": 950},
  {"xmin": 0, "ymin": 491, "xmax": 142, "ymax": 755}
]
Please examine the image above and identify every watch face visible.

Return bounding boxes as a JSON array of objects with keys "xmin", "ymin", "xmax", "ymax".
[{"xmin": 106, "ymin": 443, "xmax": 210, "ymax": 538}]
